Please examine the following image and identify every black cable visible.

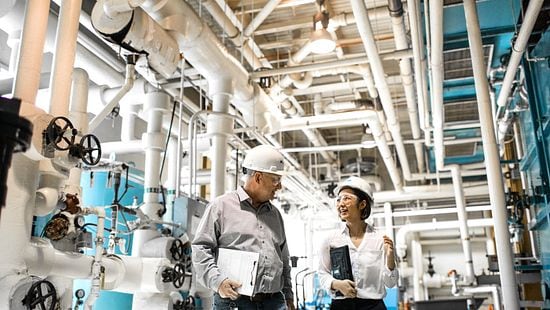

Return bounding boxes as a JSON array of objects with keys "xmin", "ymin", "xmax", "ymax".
[
  {"xmin": 117, "ymin": 165, "xmax": 130, "ymax": 203},
  {"xmin": 160, "ymin": 100, "xmax": 178, "ymax": 181},
  {"xmin": 81, "ymin": 223, "xmax": 113, "ymax": 232}
]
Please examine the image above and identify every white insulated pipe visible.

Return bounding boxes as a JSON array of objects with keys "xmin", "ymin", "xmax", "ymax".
[
  {"xmin": 0, "ymin": 156, "xmax": 39, "ymax": 279},
  {"xmin": 48, "ymin": 0, "xmax": 83, "ymax": 117},
  {"xmin": 463, "ymin": 285, "xmax": 501, "ymax": 310},
  {"xmin": 11, "ymin": 0, "xmax": 49, "ymax": 104},
  {"xmin": 411, "ymin": 237, "xmax": 425, "ymax": 301},
  {"xmin": 69, "ymin": 68, "xmax": 90, "ymax": 134},
  {"xmin": 208, "ymin": 79, "xmax": 233, "ymax": 197},
  {"xmin": 389, "ymin": 0, "xmax": 424, "ymax": 173},
  {"xmin": 495, "ymin": 0, "xmax": 544, "ymax": 117},
  {"xmin": 164, "ymin": 138, "xmax": 178, "ymax": 223},
  {"xmin": 25, "ymin": 241, "xmax": 174, "ymax": 294},
  {"xmin": 374, "ymin": 183, "xmax": 488, "ymax": 203},
  {"xmin": 450, "ymin": 165, "xmax": 475, "ymax": 285},
  {"xmin": 132, "ymin": 91, "xmax": 169, "ymax": 257},
  {"xmin": 140, "ymin": 0, "xmax": 281, "ymax": 133},
  {"xmin": 243, "ymin": 0, "xmax": 282, "ymax": 38},
  {"xmin": 463, "ymin": 1, "xmax": 520, "ymax": 308},
  {"xmin": 407, "ymin": 0, "xmax": 429, "ymax": 132},
  {"xmin": 395, "ymin": 218, "xmax": 494, "ymax": 260},
  {"xmin": 88, "ymin": 63, "xmax": 136, "ymax": 132},
  {"xmin": 429, "ymin": 0, "xmax": 445, "ymax": 171},
  {"xmin": 351, "ymin": 0, "xmax": 412, "ymax": 180},
  {"xmin": 384, "ymin": 202, "xmax": 394, "ymax": 242}
]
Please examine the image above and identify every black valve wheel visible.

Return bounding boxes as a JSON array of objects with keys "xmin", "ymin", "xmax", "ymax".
[
  {"xmin": 170, "ymin": 239, "xmax": 185, "ymax": 262},
  {"xmin": 172, "ymin": 263, "xmax": 186, "ymax": 289},
  {"xmin": 79, "ymin": 134, "xmax": 102, "ymax": 165},
  {"xmin": 47, "ymin": 116, "xmax": 76, "ymax": 151},
  {"xmin": 22, "ymin": 279, "xmax": 58, "ymax": 310}
]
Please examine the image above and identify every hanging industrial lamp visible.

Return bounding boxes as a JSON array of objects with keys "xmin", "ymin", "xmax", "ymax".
[{"xmin": 310, "ymin": 6, "xmax": 335, "ymax": 54}]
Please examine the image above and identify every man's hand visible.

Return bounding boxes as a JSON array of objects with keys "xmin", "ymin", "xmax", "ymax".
[
  {"xmin": 383, "ymin": 235, "xmax": 396, "ymax": 271},
  {"xmin": 218, "ymin": 278, "xmax": 242, "ymax": 300},
  {"xmin": 332, "ymin": 279, "xmax": 357, "ymax": 298},
  {"xmin": 286, "ymin": 299, "xmax": 296, "ymax": 310}
]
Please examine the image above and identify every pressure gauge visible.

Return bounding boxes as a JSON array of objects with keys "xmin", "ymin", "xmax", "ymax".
[
  {"xmin": 75, "ymin": 215, "xmax": 85, "ymax": 228},
  {"xmin": 75, "ymin": 289, "xmax": 85, "ymax": 299}
]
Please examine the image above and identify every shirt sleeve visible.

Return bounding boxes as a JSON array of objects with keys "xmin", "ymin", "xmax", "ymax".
[
  {"xmin": 317, "ymin": 236, "xmax": 336, "ymax": 292},
  {"xmin": 191, "ymin": 201, "xmax": 225, "ymax": 292},
  {"xmin": 280, "ymin": 238, "xmax": 294, "ymax": 301},
  {"xmin": 382, "ymin": 251, "xmax": 399, "ymax": 288}
]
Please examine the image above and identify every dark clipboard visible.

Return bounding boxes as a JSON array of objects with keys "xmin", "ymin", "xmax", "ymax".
[{"xmin": 330, "ymin": 245, "xmax": 353, "ymax": 296}]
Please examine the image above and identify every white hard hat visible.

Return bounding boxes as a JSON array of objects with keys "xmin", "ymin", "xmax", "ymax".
[
  {"xmin": 335, "ymin": 176, "xmax": 373, "ymax": 200},
  {"xmin": 242, "ymin": 145, "xmax": 286, "ymax": 175}
]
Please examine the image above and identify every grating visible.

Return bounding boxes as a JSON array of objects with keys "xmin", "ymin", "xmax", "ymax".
[
  {"xmin": 444, "ymin": 99, "xmax": 480, "ymax": 122},
  {"xmin": 444, "ymin": 45, "xmax": 492, "ymax": 80}
]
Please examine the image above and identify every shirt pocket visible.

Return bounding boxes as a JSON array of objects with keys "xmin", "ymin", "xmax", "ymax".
[{"xmin": 357, "ymin": 250, "xmax": 383, "ymax": 289}]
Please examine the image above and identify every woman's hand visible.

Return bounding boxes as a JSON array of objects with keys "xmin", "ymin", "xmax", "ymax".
[
  {"xmin": 383, "ymin": 235, "xmax": 396, "ymax": 271},
  {"xmin": 332, "ymin": 279, "xmax": 357, "ymax": 298}
]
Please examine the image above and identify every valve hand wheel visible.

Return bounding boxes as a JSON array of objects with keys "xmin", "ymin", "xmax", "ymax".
[
  {"xmin": 170, "ymin": 239, "xmax": 185, "ymax": 262},
  {"xmin": 172, "ymin": 263, "xmax": 186, "ymax": 289},
  {"xmin": 79, "ymin": 134, "xmax": 102, "ymax": 165},
  {"xmin": 22, "ymin": 279, "xmax": 58, "ymax": 310},
  {"xmin": 47, "ymin": 116, "xmax": 76, "ymax": 151}
]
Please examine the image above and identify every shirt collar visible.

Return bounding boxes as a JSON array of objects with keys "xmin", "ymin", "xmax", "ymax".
[
  {"xmin": 236, "ymin": 186, "xmax": 273, "ymax": 211},
  {"xmin": 339, "ymin": 222, "xmax": 373, "ymax": 235}
]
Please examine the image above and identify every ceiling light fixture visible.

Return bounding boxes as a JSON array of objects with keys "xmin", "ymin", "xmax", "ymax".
[{"xmin": 310, "ymin": 6, "xmax": 335, "ymax": 54}]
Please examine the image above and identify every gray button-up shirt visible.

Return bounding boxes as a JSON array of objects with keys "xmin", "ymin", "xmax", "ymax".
[{"xmin": 191, "ymin": 186, "xmax": 294, "ymax": 301}]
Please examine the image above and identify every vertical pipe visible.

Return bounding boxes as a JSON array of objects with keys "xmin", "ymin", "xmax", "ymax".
[
  {"xmin": 411, "ymin": 236, "xmax": 425, "ymax": 301},
  {"xmin": 48, "ymin": 0, "xmax": 83, "ymax": 117},
  {"xmin": 388, "ymin": 0, "xmax": 424, "ymax": 173},
  {"xmin": 429, "ymin": 0, "xmax": 445, "ymax": 170},
  {"xmin": 207, "ymin": 79, "xmax": 233, "ymax": 198},
  {"xmin": 164, "ymin": 137, "xmax": 178, "ymax": 223},
  {"xmin": 450, "ymin": 165, "xmax": 475, "ymax": 285},
  {"xmin": 132, "ymin": 91, "xmax": 168, "ymax": 257},
  {"xmin": 350, "ymin": 0, "xmax": 411, "ymax": 180},
  {"xmin": 463, "ymin": 1, "xmax": 520, "ymax": 308},
  {"xmin": 384, "ymin": 202, "xmax": 394, "ymax": 241},
  {"xmin": 12, "ymin": 0, "xmax": 49, "ymax": 104}
]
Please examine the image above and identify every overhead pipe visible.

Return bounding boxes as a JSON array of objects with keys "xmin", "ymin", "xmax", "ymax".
[
  {"xmin": 243, "ymin": 0, "xmax": 282, "ymax": 38},
  {"xmin": 406, "ymin": 0, "xmax": 429, "ymax": 133},
  {"xmin": 350, "ymin": 0, "xmax": 412, "ymax": 182},
  {"xmin": 388, "ymin": 0, "xmax": 424, "ymax": 173},
  {"xmin": 48, "ymin": 0, "xmax": 83, "ymax": 117},
  {"xmin": 495, "ymin": 0, "xmax": 544, "ymax": 120},
  {"xmin": 374, "ymin": 184, "xmax": 489, "ymax": 203},
  {"xmin": 371, "ymin": 204, "xmax": 492, "ymax": 219},
  {"xmin": 395, "ymin": 218, "xmax": 494, "ymax": 260},
  {"xmin": 450, "ymin": 165, "xmax": 475, "ymax": 285},
  {"xmin": 429, "ymin": 0, "xmax": 446, "ymax": 171},
  {"xmin": 463, "ymin": 1, "xmax": 520, "ymax": 308},
  {"xmin": 140, "ymin": 0, "xmax": 283, "ymax": 134},
  {"xmin": 201, "ymin": 0, "xmax": 271, "ymax": 69}
]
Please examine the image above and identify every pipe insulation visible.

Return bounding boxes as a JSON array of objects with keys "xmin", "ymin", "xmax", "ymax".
[
  {"xmin": 450, "ymin": 165, "xmax": 475, "ymax": 285},
  {"xmin": 139, "ymin": 0, "xmax": 283, "ymax": 133},
  {"xmin": 351, "ymin": 0, "xmax": 412, "ymax": 181},
  {"xmin": 463, "ymin": 1, "xmax": 520, "ymax": 308},
  {"xmin": 48, "ymin": 0, "xmax": 83, "ymax": 117}
]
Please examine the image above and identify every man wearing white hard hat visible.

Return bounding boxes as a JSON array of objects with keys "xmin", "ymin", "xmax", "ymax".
[
  {"xmin": 318, "ymin": 176, "xmax": 398, "ymax": 310},
  {"xmin": 192, "ymin": 145, "xmax": 295, "ymax": 310}
]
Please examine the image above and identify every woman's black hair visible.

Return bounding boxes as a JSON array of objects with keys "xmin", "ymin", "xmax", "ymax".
[{"xmin": 339, "ymin": 186, "xmax": 372, "ymax": 220}]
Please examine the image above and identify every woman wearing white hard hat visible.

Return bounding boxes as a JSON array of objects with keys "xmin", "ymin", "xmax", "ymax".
[{"xmin": 318, "ymin": 176, "xmax": 398, "ymax": 310}]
